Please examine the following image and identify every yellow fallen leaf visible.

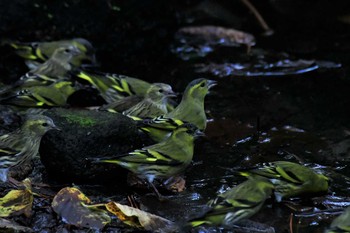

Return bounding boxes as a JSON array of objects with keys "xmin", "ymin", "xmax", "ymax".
[
  {"xmin": 52, "ymin": 187, "xmax": 110, "ymax": 230},
  {"xmin": 0, "ymin": 178, "xmax": 33, "ymax": 217},
  {"xmin": 105, "ymin": 201, "xmax": 175, "ymax": 232}
]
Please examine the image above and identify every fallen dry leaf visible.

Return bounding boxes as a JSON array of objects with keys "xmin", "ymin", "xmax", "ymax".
[
  {"xmin": 52, "ymin": 187, "xmax": 110, "ymax": 230},
  {"xmin": 0, "ymin": 218, "xmax": 33, "ymax": 232},
  {"xmin": 105, "ymin": 201, "xmax": 175, "ymax": 232},
  {"xmin": 163, "ymin": 176, "xmax": 186, "ymax": 193},
  {"xmin": 0, "ymin": 178, "xmax": 33, "ymax": 217}
]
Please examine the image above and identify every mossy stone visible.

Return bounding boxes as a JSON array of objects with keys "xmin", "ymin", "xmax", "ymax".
[{"xmin": 39, "ymin": 108, "xmax": 150, "ymax": 183}]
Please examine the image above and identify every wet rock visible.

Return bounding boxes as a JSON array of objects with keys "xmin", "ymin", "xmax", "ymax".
[
  {"xmin": 39, "ymin": 108, "xmax": 149, "ymax": 183},
  {"xmin": 0, "ymin": 218, "xmax": 33, "ymax": 233},
  {"xmin": 0, "ymin": 105, "xmax": 21, "ymax": 133}
]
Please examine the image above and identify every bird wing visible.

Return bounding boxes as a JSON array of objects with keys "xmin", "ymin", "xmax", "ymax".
[
  {"xmin": 100, "ymin": 95, "xmax": 143, "ymax": 112},
  {"xmin": 0, "ymin": 145, "xmax": 22, "ymax": 168},
  {"xmin": 0, "ymin": 147, "xmax": 20, "ymax": 156},
  {"xmin": 0, "ymin": 88, "xmax": 47, "ymax": 107},
  {"xmin": 137, "ymin": 116, "xmax": 184, "ymax": 130},
  {"xmin": 124, "ymin": 149, "xmax": 183, "ymax": 166},
  {"xmin": 20, "ymin": 73, "xmax": 58, "ymax": 87},
  {"xmin": 243, "ymin": 162, "xmax": 303, "ymax": 185}
]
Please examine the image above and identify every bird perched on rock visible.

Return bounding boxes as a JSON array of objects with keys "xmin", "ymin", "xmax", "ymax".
[
  {"xmin": 189, "ymin": 177, "xmax": 274, "ymax": 227},
  {"xmin": 0, "ymin": 114, "xmax": 59, "ymax": 182},
  {"xmin": 90, "ymin": 123, "xmax": 203, "ymax": 198},
  {"xmin": 238, "ymin": 161, "xmax": 329, "ymax": 202},
  {"xmin": 74, "ymin": 70, "xmax": 152, "ymax": 103},
  {"xmin": 0, "ymin": 81, "xmax": 77, "ymax": 107},
  {"xmin": 136, "ymin": 78, "xmax": 216, "ymax": 142},
  {"xmin": 8, "ymin": 38, "xmax": 96, "ymax": 69},
  {"xmin": 325, "ymin": 206, "xmax": 350, "ymax": 233}
]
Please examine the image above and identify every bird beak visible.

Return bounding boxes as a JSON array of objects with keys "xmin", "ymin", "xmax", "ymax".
[
  {"xmin": 166, "ymin": 90, "xmax": 177, "ymax": 98},
  {"xmin": 52, "ymin": 124, "xmax": 61, "ymax": 131},
  {"xmin": 207, "ymin": 80, "xmax": 217, "ymax": 89},
  {"xmin": 195, "ymin": 129, "xmax": 205, "ymax": 137}
]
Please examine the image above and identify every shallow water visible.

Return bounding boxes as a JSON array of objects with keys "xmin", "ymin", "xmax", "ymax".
[{"xmin": 1, "ymin": 1, "xmax": 350, "ymax": 232}]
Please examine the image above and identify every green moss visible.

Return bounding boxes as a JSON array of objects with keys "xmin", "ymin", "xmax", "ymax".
[{"xmin": 64, "ymin": 113, "xmax": 97, "ymax": 127}]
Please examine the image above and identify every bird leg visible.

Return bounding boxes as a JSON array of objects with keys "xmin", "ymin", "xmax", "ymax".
[
  {"xmin": 148, "ymin": 181, "xmax": 166, "ymax": 201},
  {"xmin": 8, "ymin": 176, "xmax": 22, "ymax": 188},
  {"xmin": 127, "ymin": 195, "xmax": 140, "ymax": 209}
]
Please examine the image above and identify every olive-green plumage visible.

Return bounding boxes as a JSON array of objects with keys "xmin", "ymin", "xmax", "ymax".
[
  {"xmin": 0, "ymin": 81, "xmax": 77, "ymax": 107},
  {"xmin": 75, "ymin": 71, "xmax": 152, "ymax": 103},
  {"xmin": 100, "ymin": 95, "xmax": 144, "ymax": 113},
  {"xmin": 189, "ymin": 177, "xmax": 274, "ymax": 227},
  {"xmin": 0, "ymin": 115, "xmax": 58, "ymax": 182},
  {"xmin": 136, "ymin": 116, "xmax": 186, "ymax": 142},
  {"xmin": 165, "ymin": 78, "xmax": 216, "ymax": 130},
  {"xmin": 325, "ymin": 206, "xmax": 350, "ymax": 233},
  {"xmin": 122, "ymin": 83, "xmax": 176, "ymax": 118},
  {"xmin": 136, "ymin": 78, "xmax": 216, "ymax": 142},
  {"xmin": 9, "ymin": 38, "xmax": 96, "ymax": 69},
  {"xmin": 239, "ymin": 161, "xmax": 329, "ymax": 202},
  {"xmin": 91, "ymin": 123, "xmax": 201, "ymax": 184},
  {"xmin": 0, "ymin": 45, "xmax": 87, "ymax": 96},
  {"xmin": 29, "ymin": 45, "xmax": 85, "ymax": 78}
]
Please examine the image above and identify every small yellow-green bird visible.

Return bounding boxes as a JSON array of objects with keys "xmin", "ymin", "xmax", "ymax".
[
  {"xmin": 27, "ymin": 45, "xmax": 87, "ymax": 79},
  {"xmin": 122, "ymin": 83, "xmax": 176, "ymax": 118},
  {"xmin": 0, "ymin": 114, "xmax": 59, "ymax": 182},
  {"xmin": 165, "ymin": 78, "xmax": 216, "ymax": 130},
  {"xmin": 136, "ymin": 116, "xmax": 186, "ymax": 142},
  {"xmin": 0, "ymin": 45, "xmax": 87, "ymax": 95},
  {"xmin": 239, "ymin": 161, "xmax": 329, "ymax": 202},
  {"xmin": 9, "ymin": 38, "xmax": 96, "ymax": 69},
  {"xmin": 0, "ymin": 81, "xmax": 77, "ymax": 107},
  {"xmin": 90, "ymin": 123, "xmax": 203, "ymax": 197},
  {"xmin": 100, "ymin": 84, "xmax": 176, "ymax": 115},
  {"xmin": 325, "ymin": 206, "xmax": 350, "ymax": 233},
  {"xmin": 189, "ymin": 177, "xmax": 274, "ymax": 227},
  {"xmin": 135, "ymin": 78, "xmax": 216, "ymax": 142},
  {"xmin": 75, "ymin": 70, "xmax": 152, "ymax": 103}
]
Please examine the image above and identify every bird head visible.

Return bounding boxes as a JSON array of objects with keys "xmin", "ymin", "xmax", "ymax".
[
  {"xmin": 22, "ymin": 115, "xmax": 60, "ymax": 136},
  {"xmin": 50, "ymin": 44, "xmax": 93, "ymax": 69},
  {"xmin": 146, "ymin": 83, "xmax": 177, "ymax": 101},
  {"xmin": 183, "ymin": 78, "xmax": 217, "ymax": 100},
  {"xmin": 51, "ymin": 45, "xmax": 82, "ymax": 61},
  {"xmin": 172, "ymin": 123, "xmax": 204, "ymax": 139},
  {"xmin": 71, "ymin": 38, "xmax": 97, "ymax": 65}
]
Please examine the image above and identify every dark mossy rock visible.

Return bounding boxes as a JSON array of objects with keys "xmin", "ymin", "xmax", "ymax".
[{"xmin": 39, "ymin": 108, "xmax": 149, "ymax": 183}]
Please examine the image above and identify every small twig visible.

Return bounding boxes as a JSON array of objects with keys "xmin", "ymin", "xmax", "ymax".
[{"xmin": 240, "ymin": 0, "xmax": 273, "ymax": 35}]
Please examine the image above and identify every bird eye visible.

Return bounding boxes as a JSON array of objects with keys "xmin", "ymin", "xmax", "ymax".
[
  {"xmin": 158, "ymin": 89, "xmax": 164, "ymax": 93},
  {"xmin": 200, "ymin": 82, "xmax": 205, "ymax": 87},
  {"xmin": 64, "ymin": 49, "xmax": 71, "ymax": 53},
  {"xmin": 32, "ymin": 43, "xmax": 39, "ymax": 48},
  {"xmin": 42, "ymin": 123, "xmax": 48, "ymax": 127}
]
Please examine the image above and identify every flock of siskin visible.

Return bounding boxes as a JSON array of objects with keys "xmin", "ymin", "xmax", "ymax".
[{"xmin": 0, "ymin": 38, "xmax": 348, "ymax": 232}]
